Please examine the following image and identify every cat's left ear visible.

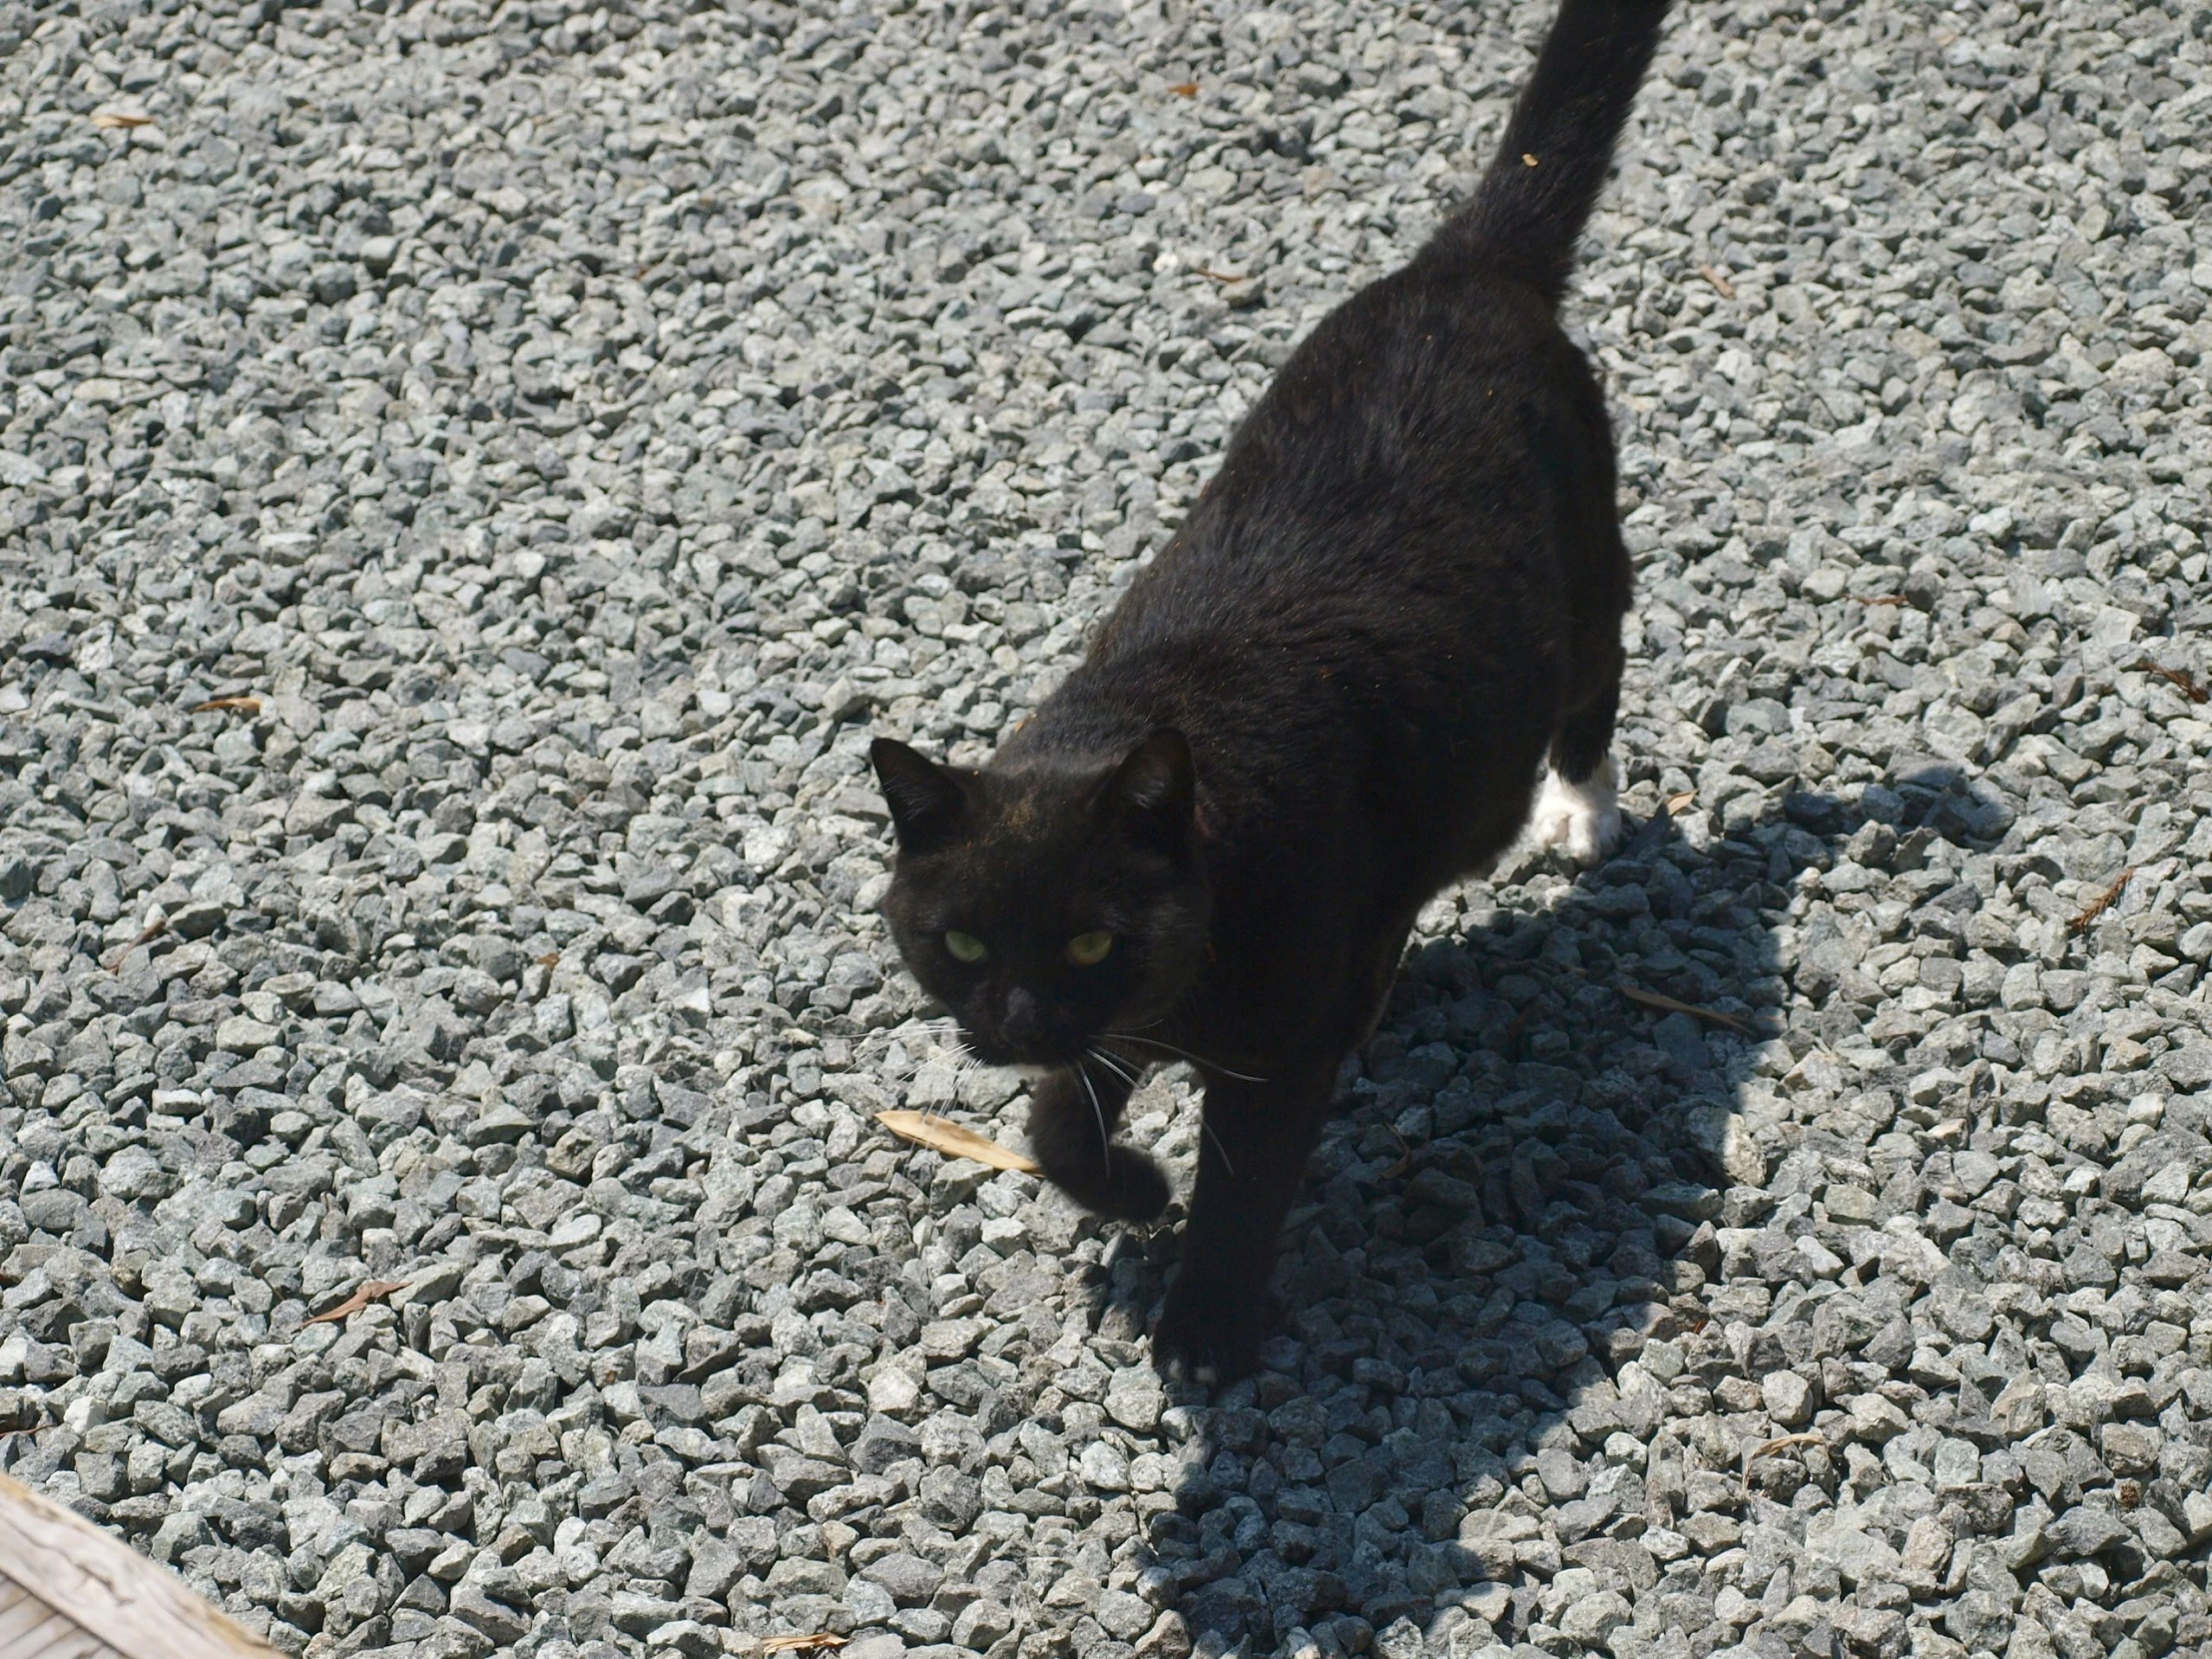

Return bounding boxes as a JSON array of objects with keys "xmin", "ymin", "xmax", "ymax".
[
  {"xmin": 871, "ymin": 738, "xmax": 968, "ymax": 851},
  {"xmin": 1108, "ymin": 728, "xmax": 1195, "ymax": 842}
]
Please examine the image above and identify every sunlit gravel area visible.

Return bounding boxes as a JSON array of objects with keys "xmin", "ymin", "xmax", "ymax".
[{"xmin": 3, "ymin": 1, "xmax": 2212, "ymax": 1658}]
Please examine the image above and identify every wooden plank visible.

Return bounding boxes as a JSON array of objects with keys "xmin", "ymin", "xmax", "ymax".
[
  {"xmin": 13, "ymin": 1627, "xmax": 120, "ymax": 1659},
  {"xmin": 0, "ymin": 1472, "xmax": 278, "ymax": 1659},
  {"xmin": 0, "ymin": 1600, "xmax": 44, "ymax": 1650},
  {"xmin": 0, "ymin": 1577, "xmax": 71, "ymax": 1655},
  {"xmin": 0, "ymin": 1600, "xmax": 76, "ymax": 1659}
]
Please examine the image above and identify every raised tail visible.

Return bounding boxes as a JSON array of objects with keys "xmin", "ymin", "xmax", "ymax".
[{"xmin": 1431, "ymin": 0, "xmax": 1671, "ymax": 304}]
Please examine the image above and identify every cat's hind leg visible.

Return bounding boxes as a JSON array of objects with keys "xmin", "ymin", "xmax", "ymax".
[
  {"xmin": 1531, "ymin": 752, "xmax": 1621, "ymax": 863},
  {"xmin": 1532, "ymin": 629, "xmax": 1624, "ymax": 863}
]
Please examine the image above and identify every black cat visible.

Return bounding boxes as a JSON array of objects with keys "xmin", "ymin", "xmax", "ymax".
[{"xmin": 870, "ymin": 0, "xmax": 1670, "ymax": 1381}]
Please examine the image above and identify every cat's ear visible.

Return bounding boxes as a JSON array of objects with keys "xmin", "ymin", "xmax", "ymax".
[
  {"xmin": 870, "ymin": 738, "xmax": 967, "ymax": 850},
  {"xmin": 1108, "ymin": 728, "xmax": 1195, "ymax": 841}
]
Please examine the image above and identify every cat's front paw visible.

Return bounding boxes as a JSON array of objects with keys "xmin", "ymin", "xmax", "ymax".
[
  {"xmin": 1532, "ymin": 755, "xmax": 1622, "ymax": 864},
  {"xmin": 1047, "ymin": 1144, "xmax": 1171, "ymax": 1223},
  {"xmin": 1028, "ymin": 1071, "xmax": 1169, "ymax": 1221},
  {"xmin": 1152, "ymin": 1279, "xmax": 1279, "ymax": 1385}
]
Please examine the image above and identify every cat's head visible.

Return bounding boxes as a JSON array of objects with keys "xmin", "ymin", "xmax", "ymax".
[{"xmin": 868, "ymin": 730, "xmax": 1211, "ymax": 1069}]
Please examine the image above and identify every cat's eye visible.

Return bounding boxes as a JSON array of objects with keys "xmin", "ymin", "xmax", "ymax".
[
  {"xmin": 1067, "ymin": 930, "xmax": 1115, "ymax": 966},
  {"xmin": 943, "ymin": 930, "xmax": 987, "ymax": 964}
]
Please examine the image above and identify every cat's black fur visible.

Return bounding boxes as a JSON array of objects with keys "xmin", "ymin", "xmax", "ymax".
[{"xmin": 870, "ymin": 0, "xmax": 1671, "ymax": 1381}]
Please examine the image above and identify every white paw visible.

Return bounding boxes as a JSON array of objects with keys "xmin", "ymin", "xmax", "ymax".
[{"xmin": 1531, "ymin": 755, "xmax": 1622, "ymax": 864}]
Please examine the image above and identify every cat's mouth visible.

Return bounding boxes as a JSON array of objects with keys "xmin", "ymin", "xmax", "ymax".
[
  {"xmin": 956, "ymin": 1026, "xmax": 1094, "ymax": 1073},
  {"xmin": 965, "ymin": 1037, "xmax": 1087, "ymax": 1071}
]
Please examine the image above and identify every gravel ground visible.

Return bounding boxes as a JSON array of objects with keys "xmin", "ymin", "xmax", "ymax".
[{"xmin": 4, "ymin": 1, "xmax": 2212, "ymax": 1658}]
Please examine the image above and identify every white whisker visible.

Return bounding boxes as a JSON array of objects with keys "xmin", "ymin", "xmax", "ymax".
[
  {"xmin": 1104, "ymin": 1030, "xmax": 1267, "ymax": 1083},
  {"xmin": 860, "ymin": 1020, "xmax": 968, "ymax": 1075},
  {"xmin": 856, "ymin": 1016, "xmax": 961, "ymax": 1050},
  {"xmin": 1086, "ymin": 1044, "xmax": 1143, "ymax": 1088},
  {"xmin": 1075, "ymin": 1059, "xmax": 1112, "ymax": 1169},
  {"xmin": 1200, "ymin": 1114, "xmax": 1239, "ymax": 1179}
]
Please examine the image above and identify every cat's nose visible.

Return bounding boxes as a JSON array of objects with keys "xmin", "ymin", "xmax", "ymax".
[{"xmin": 1000, "ymin": 986, "xmax": 1045, "ymax": 1048}]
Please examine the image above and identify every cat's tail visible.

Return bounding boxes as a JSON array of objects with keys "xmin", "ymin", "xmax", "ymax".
[{"xmin": 1431, "ymin": 0, "xmax": 1671, "ymax": 304}]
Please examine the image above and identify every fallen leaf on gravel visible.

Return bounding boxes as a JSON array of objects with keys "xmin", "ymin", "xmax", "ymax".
[
  {"xmin": 190, "ymin": 695, "xmax": 263, "ymax": 714},
  {"xmin": 1663, "ymin": 790, "xmax": 1696, "ymax": 815},
  {"xmin": 1741, "ymin": 1431, "xmax": 1826, "ymax": 1488},
  {"xmin": 1862, "ymin": 594, "xmax": 1909, "ymax": 607},
  {"xmin": 1500, "ymin": 1003, "xmax": 1537, "ymax": 1059},
  {"xmin": 876, "ymin": 1110, "xmax": 1039, "ymax": 1174},
  {"xmin": 1167, "ymin": 82, "xmax": 1199, "ymax": 97},
  {"xmin": 1383, "ymin": 1124, "xmax": 1414, "ymax": 1181},
  {"xmin": 761, "ymin": 1636, "xmax": 845, "ymax": 1654},
  {"xmin": 93, "ymin": 111, "xmax": 155, "ymax": 128},
  {"xmin": 1619, "ymin": 981, "xmax": 1751, "ymax": 1035},
  {"xmin": 104, "ymin": 916, "xmax": 169, "ymax": 969},
  {"xmin": 1698, "ymin": 263, "xmax": 1736, "ymax": 298},
  {"xmin": 304, "ymin": 1280, "xmax": 410, "ymax": 1326},
  {"xmin": 2127, "ymin": 659, "xmax": 2209, "ymax": 704},
  {"xmin": 2070, "ymin": 866, "xmax": 2134, "ymax": 933}
]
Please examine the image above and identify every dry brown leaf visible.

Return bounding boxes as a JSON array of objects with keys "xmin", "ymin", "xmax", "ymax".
[
  {"xmin": 1619, "ymin": 981, "xmax": 1751, "ymax": 1036},
  {"xmin": 1862, "ymin": 594, "xmax": 1909, "ymax": 608},
  {"xmin": 1168, "ymin": 82, "xmax": 1200, "ymax": 97},
  {"xmin": 93, "ymin": 111, "xmax": 155, "ymax": 129},
  {"xmin": 1741, "ymin": 1431, "xmax": 1826, "ymax": 1487},
  {"xmin": 2070, "ymin": 866, "xmax": 2134, "ymax": 934},
  {"xmin": 2127, "ymin": 659, "xmax": 2210, "ymax": 705},
  {"xmin": 1663, "ymin": 789, "xmax": 1696, "ymax": 815},
  {"xmin": 1698, "ymin": 263, "xmax": 1736, "ymax": 299},
  {"xmin": 1382, "ymin": 1124, "xmax": 1414, "ymax": 1182},
  {"xmin": 190, "ymin": 696, "xmax": 263, "ymax": 714},
  {"xmin": 304, "ymin": 1280, "xmax": 410, "ymax": 1327},
  {"xmin": 102, "ymin": 916, "xmax": 169, "ymax": 970},
  {"xmin": 876, "ymin": 1110, "xmax": 1040, "ymax": 1175},
  {"xmin": 761, "ymin": 1637, "xmax": 846, "ymax": 1654},
  {"xmin": 536, "ymin": 951, "xmax": 561, "ymax": 969}
]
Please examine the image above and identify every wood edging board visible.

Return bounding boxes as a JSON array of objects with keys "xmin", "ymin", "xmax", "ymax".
[{"xmin": 0, "ymin": 1469, "xmax": 280, "ymax": 1659}]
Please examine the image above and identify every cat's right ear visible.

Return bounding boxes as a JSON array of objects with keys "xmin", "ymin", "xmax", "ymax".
[
  {"xmin": 870, "ymin": 738, "xmax": 967, "ymax": 851},
  {"xmin": 1108, "ymin": 727, "xmax": 1196, "ymax": 844}
]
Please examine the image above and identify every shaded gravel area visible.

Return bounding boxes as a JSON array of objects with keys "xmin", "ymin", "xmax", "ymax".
[{"xmin": 5, "ymin": 1, "xmax": 2212, "ymax": 1658}]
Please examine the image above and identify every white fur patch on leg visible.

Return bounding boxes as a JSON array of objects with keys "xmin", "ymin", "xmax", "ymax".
[{"xmin": 1531, "ymin": 755, "xmax": 1622, "ymax": 864}]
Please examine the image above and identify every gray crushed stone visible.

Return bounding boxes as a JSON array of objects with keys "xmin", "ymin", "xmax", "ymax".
[{"xmin": 3, "ymin": 1, "xmax": 2212, "ymax": 1658}]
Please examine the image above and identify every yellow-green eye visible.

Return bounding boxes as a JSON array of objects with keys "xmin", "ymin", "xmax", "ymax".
[
  {"xmin": 943, "ymin": 930, "xmax": 987, "ymax": 964},
  {"xmin": 1067, "ymin": 930, "xmax": 1115, "ymax": 967}
]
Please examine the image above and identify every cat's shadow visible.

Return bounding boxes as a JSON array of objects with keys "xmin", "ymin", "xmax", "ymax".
[{"xmin": 1064, "ymin": 782, "xmax": 1969, "ymax": 1659}]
